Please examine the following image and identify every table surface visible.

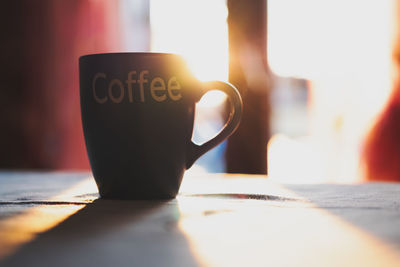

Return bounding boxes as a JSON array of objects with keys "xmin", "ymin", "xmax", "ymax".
[{"xmin": 0, "ymin": 171, "xmax": 399, "ymax": 267}]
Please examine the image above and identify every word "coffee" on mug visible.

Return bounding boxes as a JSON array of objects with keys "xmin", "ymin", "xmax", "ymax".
[{"xmin": 92, "ymin": 70, "xmax": 182, "ymax": 104}]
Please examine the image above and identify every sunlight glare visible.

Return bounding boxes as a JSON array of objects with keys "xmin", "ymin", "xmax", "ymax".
[
  {"xmin": 150, "ymin": 0, "xmax": 229, "ymax": 83},
  {"xmin": 268, "ymin": 0, "xmax": 395, "ymax": 182},
  {"xmin": 197, "ymin": 90, "xmax": 226, "ymax": 108}
]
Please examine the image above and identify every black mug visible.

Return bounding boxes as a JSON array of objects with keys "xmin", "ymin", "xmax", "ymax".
[{"xmin": 79, "ymin": 53, "xmax": 242, "ymax": 199}]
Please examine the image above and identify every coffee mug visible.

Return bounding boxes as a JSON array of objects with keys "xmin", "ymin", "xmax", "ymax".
[{"xmin": 79, "ymin": 53, "xmax": 242, "ymax": 199}]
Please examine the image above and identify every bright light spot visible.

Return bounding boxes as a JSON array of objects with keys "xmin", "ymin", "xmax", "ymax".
[
  {"xmin": 268, "ymin": 0, "xmax": 395, "ymax": 182},
  {"xmin": 150, "ymin": 0, "xmax": 229, "ymax": 82},
  {"xmin": 268, "ymin": 0, "xmax": 394, "ymax": 81},
  {"xmin": 197, "ymin": 90, "xmax": 226, "ymax": 108},
  {"xmin": 267, "ymin": 134, "xmax": 323, "ymax": 183}
]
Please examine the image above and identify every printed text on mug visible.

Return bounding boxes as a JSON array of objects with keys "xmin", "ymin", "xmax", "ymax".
[{"xmin": 92, "ymin": 70, "xmax": 182, "ymax": 103}]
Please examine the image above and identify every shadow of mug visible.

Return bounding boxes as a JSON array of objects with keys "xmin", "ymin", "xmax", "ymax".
[{"xmin": 0, "ymin": 199, "xmax": 201, "ymax": 267}]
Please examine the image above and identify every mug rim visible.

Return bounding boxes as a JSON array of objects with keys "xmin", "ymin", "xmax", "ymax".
[{"xmin": 79, "ymin": 52, "xmax": 180, "ymax": 61}]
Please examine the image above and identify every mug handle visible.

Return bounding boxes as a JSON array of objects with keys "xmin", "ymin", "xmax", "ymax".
[{"xmin": 186, "ymin": 81, "xmax": 243, "ymax": 169}]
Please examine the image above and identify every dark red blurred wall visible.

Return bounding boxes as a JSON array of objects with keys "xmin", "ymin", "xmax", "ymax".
[
  {"xmin": 0, "ymin": 1, "xmax": 121, "ymax": 169},
  {"xmin": 361, "ymin": 0, "xmax": 400, "ymax": 182}
]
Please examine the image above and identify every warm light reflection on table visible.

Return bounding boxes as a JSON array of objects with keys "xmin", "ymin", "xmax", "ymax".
[
  {"xmin": 0, "ymin": 177, "xmax": 96, "ymax": 259},
  {"xmin": 1, "ymin": 172, "xmax": 400, "ymax": 267},
  {"xmin": 177, "ymin": 175, "xmax": 400, "ymax": 267}
]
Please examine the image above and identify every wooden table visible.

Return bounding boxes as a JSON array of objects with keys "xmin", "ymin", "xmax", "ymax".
[{"xmin": 0, "ymin": 171, "xmax": 399, "ymax": 267}]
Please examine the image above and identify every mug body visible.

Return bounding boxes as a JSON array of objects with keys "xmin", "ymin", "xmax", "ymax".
[{"xmin": 79, "ymin": 53, "xmax": 200, "ymax": 199}]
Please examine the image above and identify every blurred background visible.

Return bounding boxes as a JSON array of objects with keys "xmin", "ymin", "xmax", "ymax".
[{"xmin": 1, "ymin": 0, "xmax": 399, "ymax": 183}]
